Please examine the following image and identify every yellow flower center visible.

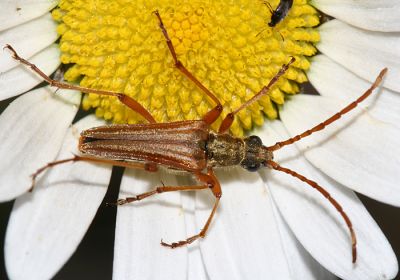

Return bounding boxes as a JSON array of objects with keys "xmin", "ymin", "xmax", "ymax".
[{"xmin": 53, "ymin": 0, "xmax": 319, "ymax": 136}]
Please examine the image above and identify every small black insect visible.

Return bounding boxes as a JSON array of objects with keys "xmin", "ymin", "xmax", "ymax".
[
  {"xmin": 257, "ymin": 0, "xmax": 293, "ymax": 38},
  {"xmin": 265, "ymin": 0, "xmax": 294, "ymax": 27}
]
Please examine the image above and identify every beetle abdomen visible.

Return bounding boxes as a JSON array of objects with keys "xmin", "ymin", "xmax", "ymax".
[{"xmin": 79, "ymin": 120, "xmax": 209, "ymax": 171}]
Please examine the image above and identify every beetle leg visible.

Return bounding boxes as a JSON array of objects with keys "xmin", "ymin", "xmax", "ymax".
[
  {"xmin": 218, "ymin": 56, "xmax": 295, "ymax": 133},
  {"xmin": 261, "ymin": 0, "xmax": 274, "ymax": 13},
  {"xmin": 109, "ymin": 184, "xmax": 209, "ymax": 206},
  {"xmin": 4, "ymin": 44, "xmax": 156, "ymax": 123},
  {"xmin": 30, "ymin": 155, "xmax": 157, "ymax": 191},
  {"xmin": 161, "ymin": 168, "xmax": 222, "ymax": 248},
  {"xmin": 153, "ymin": 11, "xmax": 223, "ymax": 126}
]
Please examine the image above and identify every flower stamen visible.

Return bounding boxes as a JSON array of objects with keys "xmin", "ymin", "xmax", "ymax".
[{"xmin": 53, "ymin": 0, "xmax": 320, "ymax": 136}]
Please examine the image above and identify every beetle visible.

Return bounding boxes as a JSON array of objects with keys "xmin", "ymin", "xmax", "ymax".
[{"xmin": 4, "ymin": 10, "xmax": 388, "ymax": 263}]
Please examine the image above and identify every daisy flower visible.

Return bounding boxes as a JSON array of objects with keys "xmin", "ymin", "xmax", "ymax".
[{"xmin": 0, "ymin": 0, "xmax": 399, "ymax": 279}]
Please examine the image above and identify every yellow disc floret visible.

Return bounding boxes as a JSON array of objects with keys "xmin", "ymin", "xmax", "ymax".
[{"xmin": 53, "ymin": 0, "xmax": 319, "ymax": 136}]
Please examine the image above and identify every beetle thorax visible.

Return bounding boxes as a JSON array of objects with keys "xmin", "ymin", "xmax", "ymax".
[
  {"xmin": 206, "ymin": 133, "xmax": 273, "ymax": 171},
  {"xmin": 206, "ymin": 132, "xmax": 245, "ymax": 167}
]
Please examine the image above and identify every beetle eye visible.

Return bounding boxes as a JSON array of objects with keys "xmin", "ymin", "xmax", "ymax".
[
  {"xmin": 247, "ymin": 135, "xmax": 262, "ymax": 147},
  {"xmin": 241, "ymin": 160, "xmax": 260, "ymax": 172}
]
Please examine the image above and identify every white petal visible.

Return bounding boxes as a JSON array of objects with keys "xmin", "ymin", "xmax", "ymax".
[
  {"xmin": 0, "ymin": 0, "xmax": 57, "ymax": 32},
  {"xmin": 197, "ymin": 169, "xmax": 329, "ymax": 279},
  {"xmin": 308, "ymin": 54, "xmax": 400, "ymax": 127},
  {"xmin": 113, "ymin": 169, "xmax": 187, "ymax": 280},
  {"xmin": 0, "ymin": 86, "xmax": 80, "ymax": 201},
  {"xmin": 268, "ymin": 191, "xmax": 337, "ymax": 280},
  {"xmin": 0, "ymin": 13, "xmax": 58, "ymax": 72},
  {"xmin": 257, "ymin": 121, "xmax": 398, "ymax": 280},
  {"xmin": 5, "ymin": 115, "xmax": 113, "ymax": 280},
  {"xmin": 180, "ymin": 190, "xmax": 208, "ymax": 280},
  {"xmin": 197, "ymin": 170, "xmax": 290, "ymax": 279},
  {"xmin": 0, "ymin": 44, "xmax": 61, "ymax": 100},
  {"xmin": 312, "ymin": 0, "xmax": 400, "ymax": 32},
  {"xmin": 317, "ymin": 20, "xmax": 400, "ymax": 92},
  {"xmin": 279, "ymin": 93, "xmax": 400, "ymax": 206}
]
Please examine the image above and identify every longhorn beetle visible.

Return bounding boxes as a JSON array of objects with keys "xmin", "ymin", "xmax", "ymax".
[{"xmin": 5, "ymin": 10, "xmax": 388, "ymax": 264}]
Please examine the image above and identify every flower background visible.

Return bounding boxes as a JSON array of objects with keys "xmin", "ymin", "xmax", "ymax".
[{"xmin": 1, "ymin": 0, "xmax": 400, "ymax": 279}]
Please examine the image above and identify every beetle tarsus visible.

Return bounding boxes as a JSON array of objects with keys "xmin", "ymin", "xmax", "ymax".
[
  {"xmin": 160, "ymin": 233, "xmax": 203, "ymax": 249},
  {"xmin": 106, "ymin": 198, "xmax": 137, "ymax": 206}
]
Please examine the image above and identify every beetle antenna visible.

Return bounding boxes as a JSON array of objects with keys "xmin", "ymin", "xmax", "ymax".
[
  {"xmin": 267, "ymin": 160, "xmax": 357, "ymax": 263},
  {"xmin": 218, "ymin": 57, "xmax": 295, "ymax": 133},
  {"xmin": 267, "ymin": 68, "xmax": 388, "ymax": 151}
]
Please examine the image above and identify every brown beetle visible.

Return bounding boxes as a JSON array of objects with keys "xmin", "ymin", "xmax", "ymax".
[{"xmin": 5, "ymin": 10, "xmax": 388, "ymax": 263}]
